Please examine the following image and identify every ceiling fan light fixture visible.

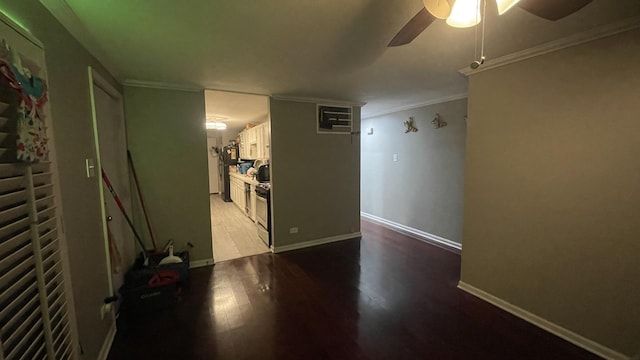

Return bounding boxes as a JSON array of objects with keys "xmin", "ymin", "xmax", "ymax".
[
  {"xmin": 446, "ymin": 0, "xmax": 481, "ymax": 28},
  {"xmin": 496, "ymin": 0, "xmax": 520, "ymax": 15},
  {"xmin": 205, "ymin": 121, "xmax": 227, "ymax": 130},
  {"xmin": 423, "ymin": 0, "xmax": 456, "ymax": 19}
]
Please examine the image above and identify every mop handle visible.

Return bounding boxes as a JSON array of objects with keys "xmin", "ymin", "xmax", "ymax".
[
  {"xmin": 127, "ymin": 150, "xmax": 158, "ymax": 251},
  {"xmin": 101, "ymin": 169, "xmax": 159, "ymax": 275}
]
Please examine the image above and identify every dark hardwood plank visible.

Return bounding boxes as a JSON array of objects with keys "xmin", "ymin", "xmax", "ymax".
[{"xmin": 107, "ymin": 220, "xmax": 602, "ymax": 359}]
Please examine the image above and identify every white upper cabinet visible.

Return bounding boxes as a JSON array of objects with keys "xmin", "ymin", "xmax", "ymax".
[
  {"xmin": 239, "ymin": 122, "xmax": 270, "ymax": 160},
  {"xmin": 238, "ymin": 131, "xmax": 247, "ymax": 159}
]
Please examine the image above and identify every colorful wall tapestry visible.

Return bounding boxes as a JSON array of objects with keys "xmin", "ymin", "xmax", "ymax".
[{"xmin": 0, "ymin": 39, "xmax": 49, "ymax": 162}]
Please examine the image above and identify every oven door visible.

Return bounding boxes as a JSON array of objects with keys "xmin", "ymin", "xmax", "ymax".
[
  {"xmin": 256, "ymin": 223, "xmax": 269, "ymax": 246},
  {"xmin": 255, "ymin": 194, "xmax": 268, "ymax": 229}
]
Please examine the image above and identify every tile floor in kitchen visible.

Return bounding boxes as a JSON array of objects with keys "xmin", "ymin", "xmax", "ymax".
[{"xmin": 210, "ymin": 194, "xmax": 270, "ymax": 262}]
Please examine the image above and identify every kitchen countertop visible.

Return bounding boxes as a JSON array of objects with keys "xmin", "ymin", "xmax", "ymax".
[{"xmin": 229, "ymin": 172, "xmax": 260, "ymax": 186}]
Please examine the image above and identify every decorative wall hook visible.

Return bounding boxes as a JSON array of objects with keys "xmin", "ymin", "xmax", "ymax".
[
  {"xmin": 404, "ymin": 117, "xmax": 418, "ymax": 133},
  {"xmin": 431, "ymin": 113, "xmax": 447, "ymax": 129}
]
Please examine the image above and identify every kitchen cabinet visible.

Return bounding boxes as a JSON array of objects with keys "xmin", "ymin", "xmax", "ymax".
[
  {"xmin": 262, "ymin": 122, "xmax": 271, "ymax": 158},
  {"xmin": 229, "ymin": 175, "xmax": 245, "ymax": 212},
  {"xmin": 255, "ymin": 123, "xmax": 265, "ymax": 159},
  {"xmin": 247, "ymin": 125, "xmax": 258, "ymax": 144},
  {"xmin": 229, "ymin": 173, "xmax": 259, "ymax": 221},
  {"xmin": 238, "ymin": 121, "xmax": 270, "ymax": 160},
  {"xmin": 238, "ymin": 131, "xmax": 247, "ymax": 159}
]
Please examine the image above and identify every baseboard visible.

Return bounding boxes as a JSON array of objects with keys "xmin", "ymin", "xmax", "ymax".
[
  {"xmin": 273, "ymin": 232, "xmax": 361, "ymax": 253},
  {"xmin": 97, "ymin": 320, "xmax": 116, "ymax": 360},
  {"xmin": 360, "ymin": 212, "xmax": 461, "ymax": 253},
  {"xmin": 457, "ymin": 281, "xmax": 630, "ymax": 360},
  {"xmin": 189, "ymin": 258, "xmax": 214, "ymax": 268}
]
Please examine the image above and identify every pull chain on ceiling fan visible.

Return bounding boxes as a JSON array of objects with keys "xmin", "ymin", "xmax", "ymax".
[
  {"xmin": 470, "ymin": 0, "xmax": 487, "ymax": 69},
  {"xmin": 388, "ymin": 0, "xmax": 593, "ymax": 47}
]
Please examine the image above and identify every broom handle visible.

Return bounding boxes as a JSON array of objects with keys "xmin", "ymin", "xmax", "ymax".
[
  {"xmin": 102, "ymin": 168, "xmax": 160, "ymax": 276},
  {"xmin": 127, "ymin": 150, "xmax": 158, "ymax": 251}
]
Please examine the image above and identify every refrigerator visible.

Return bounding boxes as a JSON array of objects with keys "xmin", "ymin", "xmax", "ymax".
[{"xmin": 220, "ymin": 144, "xmax": 239, "ymax": 202}]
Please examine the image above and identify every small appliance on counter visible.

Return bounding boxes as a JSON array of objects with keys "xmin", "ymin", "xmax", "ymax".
[
  {"xmin": 256, "ymin": 163, "xmax": 270, "ymax": 182},
  {"xmin": 238, "ymin": 161, "xmax": 253, "ymax": 174}
]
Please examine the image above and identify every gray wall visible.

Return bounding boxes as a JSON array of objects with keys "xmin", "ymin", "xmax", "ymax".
[
  {"xmin": 0, "ymin": 1, "xmax": 121, "ymax": 358},
  {"xmin": 269, "ymin": 99, "xmax": 361, "ymax": 247},
  {"xmin": 361, "ymin": 99, "xmax": 467, "ymax": 244},
  {"xmin": 461, "ymin": 29, "xmax": 640, "ymax": 357},
  {"xmin": 123, "ymin": 87, "xmax": 213, "ymax": 262}
]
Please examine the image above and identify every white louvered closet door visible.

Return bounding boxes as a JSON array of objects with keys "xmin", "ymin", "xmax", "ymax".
[{"xmin": 0, "ymin": 12, "xmax": 74, "ymax": 360}]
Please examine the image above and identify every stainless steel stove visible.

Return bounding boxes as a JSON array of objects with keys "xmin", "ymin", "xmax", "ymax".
[{"xmin": 255, "ymin": 183, "xmax": 271, "ymax": 247}]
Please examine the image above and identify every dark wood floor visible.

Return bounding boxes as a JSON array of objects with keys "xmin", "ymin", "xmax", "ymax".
[{"xmin": 107, "ymin": 220, "xmax": 602, "ymax": 359}]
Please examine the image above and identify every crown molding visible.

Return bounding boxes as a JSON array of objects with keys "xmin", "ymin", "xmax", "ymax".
[
  {"xmin": 361, "ymin": 93, "xmax": 468, "ymax": 120},
  {"xmin": 271, "ymin": 95, "xmax": 366, "ymax": 107},
  {"xmin": 0, "ymin": 10, "xmax": 44, "ymax": 49},
  {"xmin": 459, "ymin": 15, "xmax": 640, "ymax": 76},
  {"xmin": 40, "ymin": 0, "xmax": 121, "ymax": 79},
  {"xmin": 122, "ymin": 79, "xmax": 203, "ymax": 92},
  {"xmin": 204, "ymin": 87, "xmax": 270, "ymax": 98}
]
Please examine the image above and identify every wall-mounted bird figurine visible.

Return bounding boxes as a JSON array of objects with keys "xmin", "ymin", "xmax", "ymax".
[
  {"xmin": 404, "ymin": 117, "xmax": 418, "ymax": 133},
  {"xmin": 431, "ymin": 113, "xmax": 447, "ymax": 129}
]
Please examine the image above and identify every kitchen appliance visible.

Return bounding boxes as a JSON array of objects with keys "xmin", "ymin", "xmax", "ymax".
[
  {"xmin": 220, "ymin": 144, "xmax": 239, "ymax": 202},
  {"xmin": 238, "ymin": 161, "xmax": 253, "ymax": 174},
  {"xmin": 255, "ymin": 183, "xmax": 271, "ymax": 247},
  {"xmin": 256, "ymin": 164, "xmax": 270, "ymax": 182}
]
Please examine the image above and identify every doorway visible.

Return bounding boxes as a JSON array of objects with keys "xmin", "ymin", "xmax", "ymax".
[{"xmin": 205, "ymin": 90, "xmax": 271, "ymax": 262}]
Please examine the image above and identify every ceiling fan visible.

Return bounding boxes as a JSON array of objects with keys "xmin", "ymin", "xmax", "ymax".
[{"xmin": 388, "ymin": 0, "xmax": 593, "ymax": 47}]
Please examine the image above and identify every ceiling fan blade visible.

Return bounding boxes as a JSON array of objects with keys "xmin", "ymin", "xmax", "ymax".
[
  {"xmin": 518, "ymin": 0, "xmax": 593, "ymax": 21},
  {"xmin": 388, "ymin": 7, "xmax": 436, "ymax": 47}
]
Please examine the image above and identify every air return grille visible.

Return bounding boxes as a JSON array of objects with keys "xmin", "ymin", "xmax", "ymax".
[{"xmin": 317, "ymin": 105, "xmax": 353, "ymax": 134}]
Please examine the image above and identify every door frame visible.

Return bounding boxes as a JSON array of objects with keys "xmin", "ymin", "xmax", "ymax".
[
  {"xmin": 89, "ymin": 66, "xmax": 125, "ymax": 296},
  {"xmin": 88, "ymin": 66, "xmax": 128, "ymax": 358}
]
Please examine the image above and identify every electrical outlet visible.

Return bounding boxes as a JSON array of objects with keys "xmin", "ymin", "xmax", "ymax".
[{"xmin": 289, "ymin": 227, "xmax": 298, "ymax": 234}]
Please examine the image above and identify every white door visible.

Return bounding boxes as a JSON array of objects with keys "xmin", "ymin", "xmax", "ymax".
[
  {"xmin": 92, "ymin": 76, "xmax": 135, "ymax": 310},
  {"xmin": 207, "ymin": 137, "xmax": 220, "ymax": 193}
]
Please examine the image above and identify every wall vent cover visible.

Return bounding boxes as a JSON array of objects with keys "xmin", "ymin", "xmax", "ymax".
[{"xmin": 317, "ymin": 105, "xmax": 352, "ymax": 134}]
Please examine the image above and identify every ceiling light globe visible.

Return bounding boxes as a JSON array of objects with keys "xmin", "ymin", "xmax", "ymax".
[
  {"xmin": 423, "ymin": 0, "xmax": 456, "ymax": 19},
  {"xmin": 496, "ymin": 0, "xmax": 520, "ymax": 15},
  {"xmin": 446, "ymin": 0, "xmax": 481, "ymax": 28}
]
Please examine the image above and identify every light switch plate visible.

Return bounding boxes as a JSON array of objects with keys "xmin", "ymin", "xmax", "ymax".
[{"xmin": 393, "ymin": 154, "xmax": 398, "ymax": 162}]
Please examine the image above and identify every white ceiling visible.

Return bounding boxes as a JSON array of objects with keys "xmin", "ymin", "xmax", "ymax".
[
  {"xmin": 44, "ymin": 0, "xmax": 640, "ymax": 118},
  {"xmin": 204, "ymin": 90, "xmax": 268, "ymax": 127}
]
